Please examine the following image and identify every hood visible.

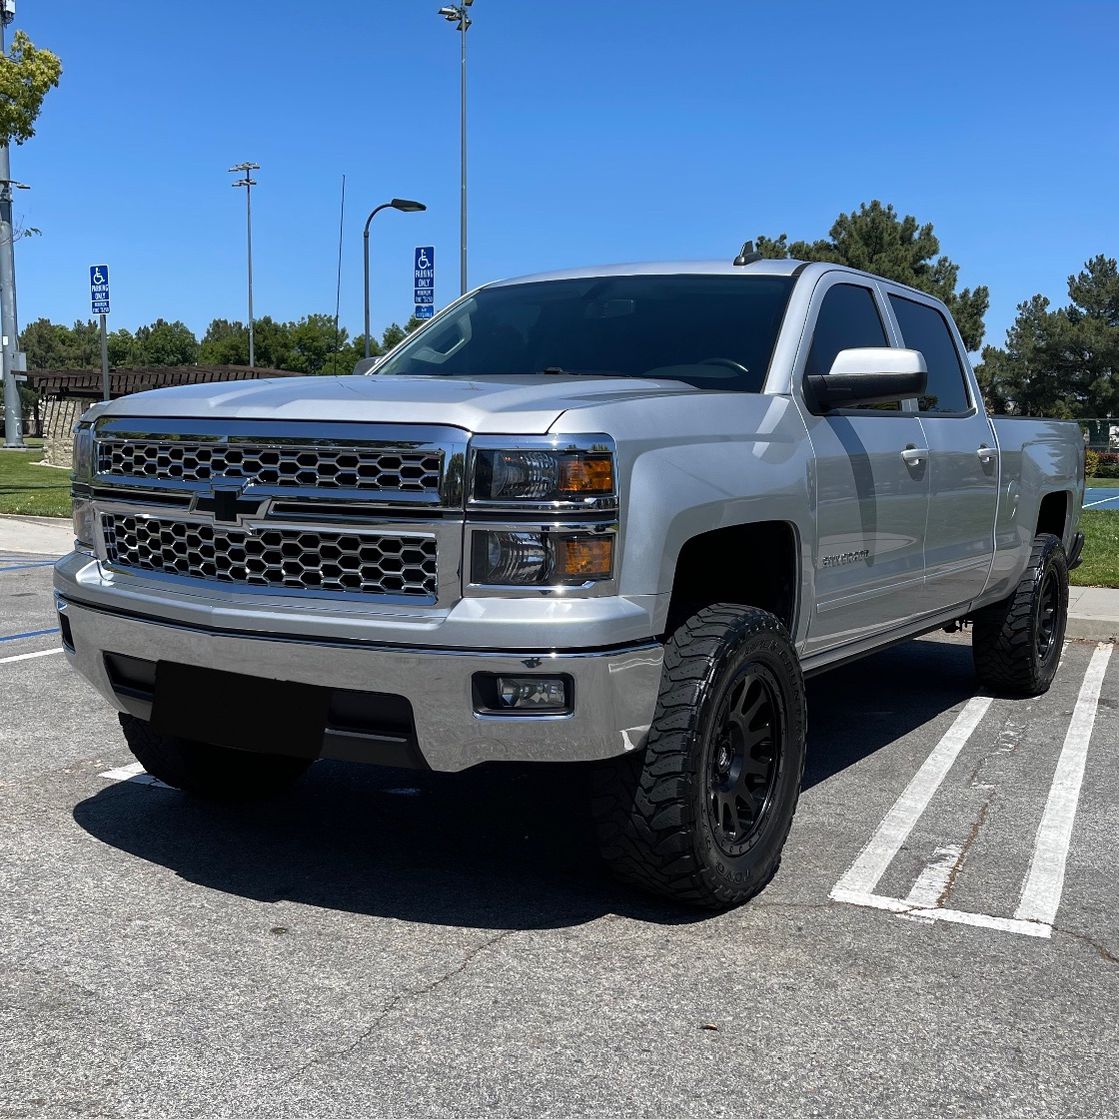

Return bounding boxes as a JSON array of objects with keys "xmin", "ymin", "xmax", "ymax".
[{"xmin": 96, "ymin": 374, "xmax": 702, "ymax": 435}]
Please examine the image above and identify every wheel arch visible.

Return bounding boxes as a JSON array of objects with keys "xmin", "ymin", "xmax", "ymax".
[{"xmin": 660, "ymin": 520, "xmax": 802, "ymax": 639}]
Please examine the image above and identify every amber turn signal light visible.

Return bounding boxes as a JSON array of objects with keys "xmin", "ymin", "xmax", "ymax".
[
  {"xmin": 558, "ymin": 455, "xmax": 614, "ymax": 496},
  {"xmin": 554, "ymin": 535, "xmax": 614, "ymax": 581}
]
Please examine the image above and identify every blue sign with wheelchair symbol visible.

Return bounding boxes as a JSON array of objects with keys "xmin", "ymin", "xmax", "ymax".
[{"xmin": 90, "ymin": 265, "xmax": 110, "ymax": 315}]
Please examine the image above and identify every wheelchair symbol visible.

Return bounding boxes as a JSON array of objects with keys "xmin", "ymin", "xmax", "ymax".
[
  {"xmin": 416, "ymin": 249, "xmax": 431, "ymax": 271},
  {"xmin": 92, "ymin": 267, "xmax": 106, "ymax": 286}
]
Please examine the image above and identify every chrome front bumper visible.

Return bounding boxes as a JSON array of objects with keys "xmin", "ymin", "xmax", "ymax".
[{"xmin": 54, "ymin": 579, "xmax": 664, "ymax": 773}]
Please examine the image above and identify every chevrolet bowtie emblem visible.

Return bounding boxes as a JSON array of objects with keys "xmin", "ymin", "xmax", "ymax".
[{"xmin": 193, "ymin": 480, "xmax": 267, "ymax": 524}]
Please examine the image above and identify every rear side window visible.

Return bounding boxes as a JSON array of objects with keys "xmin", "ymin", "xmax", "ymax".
[
  {"xmin": 889, "ymin": 295, "xmax": 971, "ymax": 414},
  {"xmin": 806, "ymin": 283, "xmax": 896, "ymax": 411}
]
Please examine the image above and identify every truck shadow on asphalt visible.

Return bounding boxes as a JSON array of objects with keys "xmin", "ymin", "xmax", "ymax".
[{"xmin": 72, "ymin": 636, "xmax": 978, "ymax": 931}]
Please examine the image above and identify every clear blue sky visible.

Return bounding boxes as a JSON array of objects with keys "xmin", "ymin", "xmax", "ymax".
[{"xmin": 11, "ymin": 0, "xmax": 1119, "ymax": 353}]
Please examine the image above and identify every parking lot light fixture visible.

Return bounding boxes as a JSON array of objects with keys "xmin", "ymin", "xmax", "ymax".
[
  {"xmin": 437, "ymin": 1, "xmax": 473, "ymax": 296},
  {"xmin": 228, "ymin": 162, "xmax": 260, "ymax": 368},
  {"xmin": 363, "ymin": 199, "xmax": 427, "ymax": 360}
]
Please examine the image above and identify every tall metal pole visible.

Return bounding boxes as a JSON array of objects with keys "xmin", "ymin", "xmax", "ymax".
[
  {"xmin": 0, "ymin": 15, "xmax": 26, "ymax": 448},
  {"xmin": 229, "ymin": 163, "xmax": 259, "ymax": 369},
  {"xmin": 99, "ymin": 313, "xmax": 109, "ymax": 402},
  {"xmin": 439, "ymin": 4, "xmax": 472, "ymax": 297},
  {"xmin": 363, "ymin": 216, "xmax": 375, "ymax": 360},
  {"xmin": 245, "ymin": 179, "xmax": 255, "ymax": 368},
  {"xmin": 459, "ymin": 18, "xmax": 468, "ymax": 297},
  {"xmin": 363, "ymin": 199, "xmax": 427, "ymax": 360}
]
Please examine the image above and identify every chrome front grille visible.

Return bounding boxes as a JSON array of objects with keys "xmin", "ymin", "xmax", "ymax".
[
  {"xmin": 96, "ymin": 438, "xmax": 443, "ymax": 493},
  {"xmin": 101, "ymin": 513, "xmax": 438, "ymax": 599}
]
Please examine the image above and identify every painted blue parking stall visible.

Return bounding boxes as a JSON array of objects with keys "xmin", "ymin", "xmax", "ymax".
[
  {"xmin": 0, "ymin": 561, "xmax": 59, "ymax": 572},
  {"xmin": 0, "ymin": 627, "xmax": 61, "ymax": 644},
  {"xmin": 1084, "ymin": 488, "xmax": 1119, "ymax": 509}
]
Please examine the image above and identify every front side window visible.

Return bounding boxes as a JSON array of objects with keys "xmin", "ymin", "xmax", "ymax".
[
  {"xmin": 374, "ymin": 275, "xmax": 795, "ymax": 393},
  {"xmin": 806, "ymin": 283, "xmax": 895, "ymax": 411},
  {"xmin": 888, "ymin": 294, "xmax": 971, "ymax": 414}
]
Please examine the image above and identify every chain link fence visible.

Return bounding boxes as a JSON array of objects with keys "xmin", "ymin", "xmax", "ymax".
[{"xmin": 1080, "ymin": 419, "xmax": 1119, "ymax": 451}]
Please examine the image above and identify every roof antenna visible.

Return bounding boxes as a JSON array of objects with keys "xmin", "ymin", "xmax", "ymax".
[{"xmin": 733, "ymin": 240, "xmax": 762, "ymax": 266}]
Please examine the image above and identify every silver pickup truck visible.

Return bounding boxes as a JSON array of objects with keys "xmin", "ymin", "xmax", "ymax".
[{"xmin": 56, "ymin": 258, "xmax": 1085, "ymax": 908}]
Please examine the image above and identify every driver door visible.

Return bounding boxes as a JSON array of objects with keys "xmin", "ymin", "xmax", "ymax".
[{"xmin": 798, "ymin": 277, "xmax": 931, "ymax": 655}]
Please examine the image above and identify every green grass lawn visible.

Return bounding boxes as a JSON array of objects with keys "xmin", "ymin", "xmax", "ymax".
[
  {"xmin": 1074, "ymin": 509, "xmax": 1119, "ymax": 588},
  {"xmin": 1085, "ymin": 476, "xmax": 1119, "ymax": 488},
  {"xmin": 0, "ymin": 448, "xmax": 71, "ymax": 517},
  {"xmin": 3, "ymin": 445, "xmax": 1118, "ymax": 587}
]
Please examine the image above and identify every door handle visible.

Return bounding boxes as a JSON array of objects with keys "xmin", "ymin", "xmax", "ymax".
[
  {"xmin": 901, "ymin": 446, "xmax": 928, "ymax": 467},
  {"xmin": 977, "ymin": 445, "xmax": 998, "ymax": 464}
]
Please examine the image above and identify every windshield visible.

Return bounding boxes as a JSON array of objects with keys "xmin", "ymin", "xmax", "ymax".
[{"xmin": 375, "ymin": 274, "xmax": 795, "ymax": 392}]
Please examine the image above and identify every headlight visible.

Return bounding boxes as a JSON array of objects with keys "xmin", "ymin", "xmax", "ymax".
[
  {"xmin": 72, "ymin": 424, "xmax": 95, "ymax": 482},
  {"xmin": 72, "ymin": 497, "xmax": 96, "ymax": 553},
  {"xmin": 470, "ymin": 442, "xmax": 616, "ymax": 506},
  {"xmin": 472, "ymin": 530, "xmax": 614, "ymax": 586}
]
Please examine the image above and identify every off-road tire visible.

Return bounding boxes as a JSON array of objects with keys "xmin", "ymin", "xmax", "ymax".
[
  {"xmin": 592, "ymin": 605, "xmax": 806, "ymax": 909},
  {"xmin": 118, "ymin": 713, "xmax": 313, "ymax": 800},
  {"xmin": 972, "ymin": 532, "xmax": 1069, "ymax": 696}
]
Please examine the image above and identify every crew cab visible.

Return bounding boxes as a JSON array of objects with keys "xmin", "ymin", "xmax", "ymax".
[{"xmin": 56, "ymin": 258, "xmax": 1085, "ymax": 908}]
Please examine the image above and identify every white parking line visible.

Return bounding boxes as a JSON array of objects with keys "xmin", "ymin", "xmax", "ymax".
[
  {"xmin": 903, "ymin": 844, "xmax": 962, "ymax": 910},
  {"xmin": 831, "ymin": 696, "xmax": 993, "ymax": 897},
  {"xmin": 0, "ymin": 647, "xmax": 65, "ymax": 666},
  {"xmin": 1015, "ymin": 642, "xmax": 1113, "ymax": 926},
  {"xmin": 98, "ymin": 761, "xmax": 171, "ymax": 789},
  {"xmin": 1083, "ymin": 494, "xmax": 1119, "ymax": 509},
  {"xmin": 833, "ymin": 642, "xmax": 1111, "ymax": 939}
]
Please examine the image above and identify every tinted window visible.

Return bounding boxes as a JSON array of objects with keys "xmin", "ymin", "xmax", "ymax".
[
  {"xmin": 889, "ymin": 295, "xmax": 970, "ymax": 414},
  {"xmin": 806, "ymin": 284, "xmax": 894, "ymax": 411},
  {"xmin": 375, "ymin": 275, "xmax": 795, "ymax": 393}
]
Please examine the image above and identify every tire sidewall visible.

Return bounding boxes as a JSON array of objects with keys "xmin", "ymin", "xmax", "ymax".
[{"xmin": 686, "ymin": 622, "xmax": 806, "ymax": 895}]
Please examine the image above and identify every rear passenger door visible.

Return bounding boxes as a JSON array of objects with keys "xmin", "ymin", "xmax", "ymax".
[
  {"xmin": 887, "ymin": 292, "xmax": 998, "ymax": 614},
  {"xmin": 799, "ymin": 276, "xmax": 930, "ymax": 655}
]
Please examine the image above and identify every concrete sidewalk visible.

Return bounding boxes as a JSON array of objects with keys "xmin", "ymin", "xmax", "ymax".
[
  {"xmin": 0, "ymin": 515, "xmax": 73, "ymax": 557},
  {"xmin": 3, "ymin": 513, "xmax": 1118, "ymax": 642}
]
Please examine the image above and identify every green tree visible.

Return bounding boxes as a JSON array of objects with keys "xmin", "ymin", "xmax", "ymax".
[
  {"xmin": 20, "ymin": 318, "xmax": 72, "ymax": 368},
  {"xmin": 0, "ymin": 31, "xmax": 62, "ymax": 147},
  {"xmin": 284, "ymin": 313, "xmax": 340, "ymax": 374},
  {"xmin": 199, "ymin": 319, "xmax": 249, "ymax": 366},
  {"xmin": 975, "ymin": 254, "xmax": 1119, "ymax": 418},
  {"xmin": 131, "ymin": 318, "xmax": 199, "ymax": 366},
  {"xmin": 756, "ymin": 200, "xmax": 990, "ymax": 351},
  {"xmin": 107, "ymin": 328, "xmax": 137, "ymax": 367},
  {"xmin": 63, "ymin": 320, "xmax": 101, "ymax": 367}
]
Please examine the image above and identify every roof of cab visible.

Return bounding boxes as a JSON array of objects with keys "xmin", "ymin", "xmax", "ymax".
[
  {"xmin": 484, "ymin": 258, "xmax": 943, "ymax": 307},
  {"xmin": 487, "ymin": 258, "xmax": 810, "ymax": 286}
]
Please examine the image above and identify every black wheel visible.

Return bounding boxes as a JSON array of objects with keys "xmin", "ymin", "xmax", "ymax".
[
  {"xmin": 592, "ymin": 605, "xmax": 806, "ymax": 909},
  {"xmin": 118, "ymin": 714, "xmax": 313, "ymax": 800},
  {"xmin": 973, "ymin": 532, "xmax": 1069, "ymax": 696}
]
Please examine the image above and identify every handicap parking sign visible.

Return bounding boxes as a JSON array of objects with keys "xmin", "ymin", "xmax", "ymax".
[
  {"xmin": 414, "ymin": 247, "xmax": 434, "ymax": 315},
  {"xmin": 90, "ymin": 265, "xmax": 110, "ymax": 315}
]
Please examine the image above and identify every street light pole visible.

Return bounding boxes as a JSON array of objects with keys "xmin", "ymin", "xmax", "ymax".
[
  {"xmin": 363, "ymin": 198, "xmax": 426, "ymax": 360},
  {"xmin": 0, "ymin": 6, "xmax": 26, "ymax": 448},
  {"xmin": 229, "ymin": 162, "xmax": 260, "ymax": 368},
  {"xmin": 438, "ymin": 1, "xmax": 473, "ymax": 296}
]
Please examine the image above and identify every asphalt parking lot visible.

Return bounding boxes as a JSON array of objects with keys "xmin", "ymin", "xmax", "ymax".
[{"xmin": 2, "ymin": 553, "xmax": 1117, "ymax": 1118}]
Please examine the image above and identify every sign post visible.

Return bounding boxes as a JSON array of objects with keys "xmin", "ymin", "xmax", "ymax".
[
  {"xmin": 89, "ymin": 265, "xmax": 110, "ymax": 401},
  {"xmin": 414, "ymin": 246, "xmax": 435, "ymax": 321}
]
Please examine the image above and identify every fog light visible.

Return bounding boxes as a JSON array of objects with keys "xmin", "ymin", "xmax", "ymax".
[
  {"xmin": 498, "ymin": 676, "xmax": 568, "ymax": 710},
  {"xmin": 473, "ymin": 673, "xmax": 572, "ymax": 715}
]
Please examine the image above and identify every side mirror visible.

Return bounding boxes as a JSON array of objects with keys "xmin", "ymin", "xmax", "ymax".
[
  {"xmin": 806, "ymin": 347, "xmax": 927, "ymax": 412},
  {"xmin": 352, "ymin": 356, "xmax": 381, "ymax": 376}
]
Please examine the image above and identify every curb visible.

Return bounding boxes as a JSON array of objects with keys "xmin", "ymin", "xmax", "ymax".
[{"xmin": 1066, "ymin": 616, "xmax": 1119, "ymax": 643}]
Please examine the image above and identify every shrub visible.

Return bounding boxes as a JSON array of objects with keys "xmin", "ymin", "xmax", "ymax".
[{"xmin": 1086, "ymin": 449, "xmax": 1100, "ymax": 477}]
